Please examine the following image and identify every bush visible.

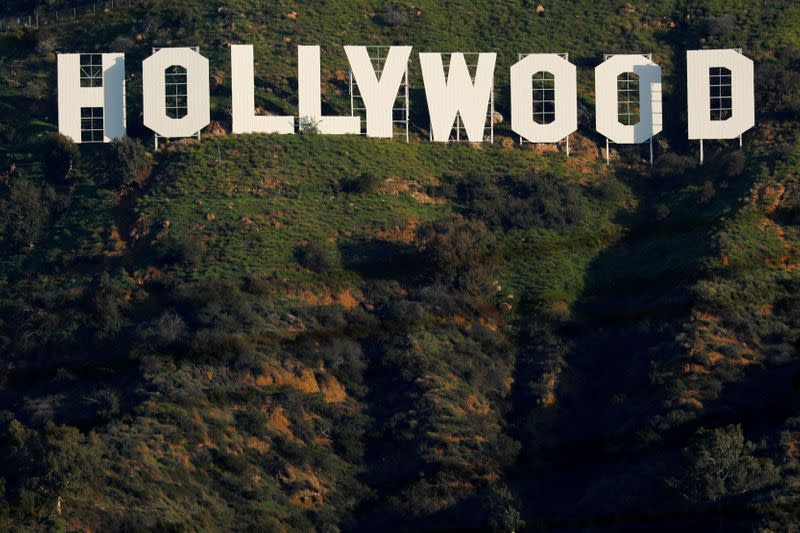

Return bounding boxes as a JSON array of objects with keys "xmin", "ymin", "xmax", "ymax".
[
  {"xmin": 454, "ymin": 171, "xmax": 584, "ymax": 231},
  {"xmin": 653, "ymin": 203, "xmax": 671, "ymax": 221},
  {"xmin": 669, "ymin": 424, "xmax": 780, "ymax": 503},
  {"xmin": 110, "ymin": 35, "xmax": 135, "ymax": 52},
  {"xmin": 298, "ymin": 116, "xmax": 321, "ymax": 135},
  {"xmin": 155, "ymin": 232, "xmax": 201, "ymax": 265},
  {"xmin": 34, "ymin": 37, "xmax": 57, "ymax": 55},
  {"xmin": 594, "ymin": 177, "xmax": 626, "ymax": 202},
  {"xmin": 92, "ymin": 272, "xmax": 127, "ymax": 338},
  {"xmin": 703, "ymin": 14, "xmax": 737, "ymax": 39},
  {"xmin": 416, "ymin": 214, "xmax": 498, "ymax": 289},
  {"xmin": 107, "ymin": 137, "xmax": 151, "ymax": 188},
  {"xmin": 715, "ymin": 151, "xmax": 746, "ymax": 177},
  {"xmin": 757, "ymin": 47, "xmax": 800, "ymax": 118},
  {"xmin": 698, "ymin": 181, "xmax": 716, "ymax": 205},
  {"xmin": 653, "ymin": 153, "xmax": 697, "ymax": 178},
  {"xmin": 42, "ymin": 133, "xmax": 79, "ymax": 183},
  {"xmin": 484, "ymin": 485, "xmax": 525, "ymax": 533},
  {"xmin": 294, "ymin": 241, "xmax": 333, "ymax": 273},
  {"xmin": 1, "ymin": 178, "xmax": 48, "ymax": 249},
  {"xmin": 374, "ymin": 5, "xmax": 411, "ymax": 27},
  {"xmin": 340, "ymin": 172, "xmax": 382, "ymax": 194}
]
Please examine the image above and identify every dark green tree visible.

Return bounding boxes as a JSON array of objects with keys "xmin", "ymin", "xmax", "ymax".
[
  {"xmin": 1, "ymin": 178, "xmax": 48, "ymax": 249},
  {"xmin": 416, "ymin": 214, "xmax": 498, "ymax": 290},
  {"xmin": 485, "ymin": 485, "xmax": 525, "ymax": 533},
  {"xmin": 7, "ymin": 420, "xmax": 100, "ymax": 520},
  {"xmin": 670, "ymin": 424, "xmax": 780, "ymax": 503},
  {"xmin": 107, "ymin": 137, "xmax": 151, "ymax": 188},
  {"xmin": 42, "ymin": 133, "xmax": 79, "ymax": 183}
]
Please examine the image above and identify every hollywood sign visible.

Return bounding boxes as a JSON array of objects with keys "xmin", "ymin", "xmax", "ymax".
[{"xmin": 57, "ymin": 45, "xmax": 755, "ymax": 157}]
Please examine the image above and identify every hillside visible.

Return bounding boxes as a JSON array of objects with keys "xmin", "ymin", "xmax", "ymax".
[{"xmin": 1, "ymin": 1, "xmax": 800, "ymax": 531}]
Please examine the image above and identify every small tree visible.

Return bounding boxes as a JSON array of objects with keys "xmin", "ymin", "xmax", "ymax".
[
  {"xmin": 653, "ymin": 153, "xmax": 696, "ymax": 178},
  {"xmin": 416, "ymin": 214, "xmax": 498, "ymax": 291},
  {"xmin": 298, "ymin": 116, "xmax": 321, "ymax": 135},
  {"xmin": 155, "ymin": 232, "xmax": 201, "ymax": 265},
  {"xmin": 8, "ymin": 420, "xmax": 99, "ymax": 518},
  {"xmin": 108, "ymin": 136, "xmax": 151, "ymax": 188},
  {"xmin": 42, "ymin": 133, "xmax": 80, "ymax": 183},
  {"xmin": 294, "ymin": 240, "xmax": 333, "ymax": 273},
  {"xmin": 1, "ymin": 178, "xmax": 48, "ymax": 249},
  {"xmin": 669, "ymin": 424, "xmax": 780, "ymax": 503},
  {"xmin": 374, "ymin": 5, "xmax": 411, "ymax": 27},
  {"xmin": 485, "ymin": 485, "xmax": 525, "ymax": 533},
  {"xmin": 340, "ymin": 172, "xmax": 382, "ymax": 194},
  {"xmin": 698, "ymin": 180, "xmax": 716, "ymax": 205}
]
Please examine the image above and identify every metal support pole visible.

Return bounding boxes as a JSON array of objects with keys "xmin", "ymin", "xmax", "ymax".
[
  {"xmin": 699, "ymin": 139, "xmax": 704, "ymax": 165},
  {"xmin": 404, "ymin": 66, "xmax": 410, "ymax": 143},
  {"xmin": 739, "ymin": 134, "xmax": 743, "ymax": 149},
  {"xmin": 566, "ymin": 135, "xmax": 570, "ymax": 157},
  {"xmin": 489, "ymin": 88, "xmax": 494, "ymax": 144},
  {"xmin": 348, "ymin": 69, "xmax": 354, "ymax": 117},
  {"xmin": 605, "ymin": 138, "xmax": 610, "ymax": 165},
  {"xmin": 649, "ymin": 137, "xmax": 654, "ymax": 166}
]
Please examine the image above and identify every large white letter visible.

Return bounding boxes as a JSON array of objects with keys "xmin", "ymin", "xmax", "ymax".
[
  {"xmin": 344, "ymin": 46, "xmax": 411, "ymax": 138},
  {"xmin": 57, "ymin": 53, "xmax": 126, "ymax": 143},
  {"xmin": 595, "ymin": 54, "xmax": 662, "ymax": 144},
  {"xmin": 419, "ymin": 52, "xmax": 496, "ymax": 142},
  {"xmin": 231, "ymin": 45, "xmax": 294, "ymax": 134},
  {"xmin": 510, "ymin": 53, "xmax": 577, "ymax": 143},
  {"xmin": 143, "ymin": 47, "xmax": 210, "ymax": 138},
  {"xmin": 298, "ymin": 45, "xmax": 360, "ymax": 135},
  {"xmin": 687, "ymin": 49, "xmax": 754, "ymax": 140}
]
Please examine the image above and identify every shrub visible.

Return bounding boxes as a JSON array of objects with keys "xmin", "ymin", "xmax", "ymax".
[
  {"xmin": 703, "ymin": 14, "xmax": 737, "ymax": 39},
  {"xmin": 92, "ymin": 272, "xmax": 127, "ymax": 338},
  {"xmin": 757, "ymin": 47, "xmax": 800, "ymax": 118},
  {"xmin": 294, "ymin": 241, "xmax": 333, "ymax": 273},
  {"xmin": 107, "ymin": 137, "xmax": 151, "ymax": 188},
  {"xmin": 340, "ymin": 172, "xmax": 382, "ymax": 194},
  {"xmin": 42, "ymin": 133, "xmax": 79, "ymax": 183},
  {"xmin": 110, "ymin": 35, "xmax": 135, "ymax": 52},
  {"xmin": 594, "ymin": 177, "xmax": 626, "ymax": 202},
  {"xmin": 484, "ymin": 485, "xmax": 525, "ymax": 533},
  {"xmin": 374, "ymin": 5, "xmax": 411, "ymax": 27},
  {"xmin": 416, "ymin": 214, "xmax": 498, "ymax": 289},
  {"xmin": 617, "ymin": 145, "xmax": 642, "ymax": 164},
  {"xmin": 653, "ymin": 203, "xmax": 671, "ymax": 221},
  {"xmin": 34, "ymin": 37, "xmax": 57, "ymax": 55},
  {"xmin": 653, "ymin": 153, "xmax": 697, "ymax": 178},
  {"xmin": 669, "ymin": 424, "xmax": 780, "ymax": 503},
  {"xmin": 298, "ymin": 116, "xmax": 321, "ymax": 135},
  {"xmin": 715, "ymin": 151, "xmax": 746, "ymax": 177},
  {"xmin": 7, "ymin": 420, "xmax": 100, "ymax": 516},
  {"xmin": 151, "ymin": 310, "xmax": 186, "ymax": 344},
  {"xmin": 698, "ymin": 181, "xmax": 716, "ymax": 205},
  {"xmin": 455, "ymin": 171, "xmax": 584, "ymax": 231},
  {"xmin": 1, "ymin": 178, "xmax": 48, "ymax": 249},
  {"xmin": 155, "ymin": 232, "xmax": 202, "ymax": 265}
]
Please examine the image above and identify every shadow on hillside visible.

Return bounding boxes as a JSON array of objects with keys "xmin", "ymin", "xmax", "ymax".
[
  {"xmin": 507, "ymin": 151, "xmax": 764, "ymax": 529},
  {"xmin": 339, "ymin": 238, "xmax": 422, "ymax": 280}
]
